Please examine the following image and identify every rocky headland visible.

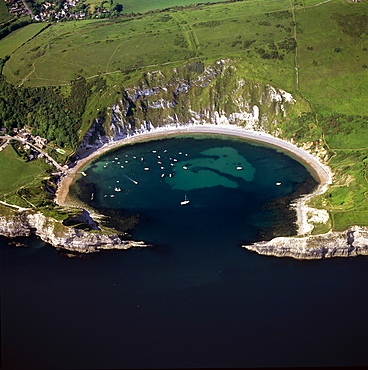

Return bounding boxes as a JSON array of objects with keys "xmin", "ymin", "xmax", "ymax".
[
  {"xmin": 0, "ymin": 210, "xmax": 147, "ymax": 253},
  {"xmin": 243, "ymin": 226, "xmax": 368, "ymax": 259}
]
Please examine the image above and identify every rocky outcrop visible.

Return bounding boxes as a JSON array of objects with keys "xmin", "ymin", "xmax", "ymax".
[
  {"xmin": 243, "ymin": 226, "xmax": 368, "ymax": 259},
  {"xmin": 0, "ymin": 211, "xmax": 147, "ymax": 253},
  {"xmin": 75, "ymin": 60, "xmax": 300, "ymax": 160}
]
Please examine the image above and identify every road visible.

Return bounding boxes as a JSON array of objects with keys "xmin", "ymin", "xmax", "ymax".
[{"xmin": 20, "ymin": 0, "xmax": 34, "ymax": 17}]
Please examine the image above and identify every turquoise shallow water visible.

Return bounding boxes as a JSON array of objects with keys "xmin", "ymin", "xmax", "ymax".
[{"xmin": 1, "ymin": 135, "xmax": 368, "ymax": 369}]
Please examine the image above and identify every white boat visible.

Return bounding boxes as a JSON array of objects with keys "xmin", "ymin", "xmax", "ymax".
[
  {"xmin": 180, "ymin": 194, "xmax": 189, "ymax": 206},
  {"xmin": 115, "ymin": 187, "xmax": 122, "ymax": 192}
]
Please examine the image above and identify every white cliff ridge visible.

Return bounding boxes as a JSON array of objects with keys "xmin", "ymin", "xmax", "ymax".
[
  {"xmin": 0, "ymin": 211, "xmax": 147, "ymax": 253},
  {"xmin": 242, "ymin": 227, "xmax": 368, "ymax": 259}
]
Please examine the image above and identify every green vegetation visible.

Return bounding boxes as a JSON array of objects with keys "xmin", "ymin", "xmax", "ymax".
[
  {"xmin": 0, "ymin": 0, "xmax": 12, "ymax": 23},
  {"xmin": 2, "ymin": 1, "xmax": 296, "ymax": 88},
  {"xmin": 296, "ymin": 0, "xmax": 368, "ymax": 116},
  {"xmin": 112, "ymin": 0, "xmax": 227, "ymax": 15},
  {"xmin": 0, "ymin": 22, "xmax": 48, "ymax": 58},
  {"xmin": 0, "ymin": 144, "xmax": 54, "ymax": 208},
  {"xmin": 0, "ymin": 0, "xmax": 367, "ymax": 234},
  {"xmin": 0, "ymin": 76, "xmax": 89, "ymax": 147},
  {"xmin": 0, "ymin": 16, "xmax": 33, "ymax": 42}
]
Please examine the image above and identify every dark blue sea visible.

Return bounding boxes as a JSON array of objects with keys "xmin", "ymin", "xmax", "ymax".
[{"xmin": 1, "ymin": 135, "xmax": 367, "ymax": 369}]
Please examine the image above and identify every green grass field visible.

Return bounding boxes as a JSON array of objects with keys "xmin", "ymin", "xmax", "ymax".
[
  {"xmin": 98, "ymin": 0, "xmax": 227, "ymax": 15},
  {"xmin": 0, "ymin": 22, "xmax": 48, "ymax": 58},
  {"xmin": 2, "ymin": 1, "xmax": 296, "ymax": 88},
  {"xmin": 0, "ymin": 145, "xmax": 53, "ymax": 207},
  {"xmin": 2, "ymin": 0, "xmax": 367, "ymax": 118}
]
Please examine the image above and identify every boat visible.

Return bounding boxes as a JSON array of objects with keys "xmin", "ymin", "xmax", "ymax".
[
  {"xmin": 123, "ymin": 174, "xmax": 138, "ymax": 185},
  {"xmin": 115, "ymin": 187, "xmax": 122, "ymax": 192},
  {"xmin": 180, "ymin": 194, "xmax": 190, "ymax": 206}
]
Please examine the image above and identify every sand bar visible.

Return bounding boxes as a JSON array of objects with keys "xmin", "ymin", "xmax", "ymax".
[{"xmin": 55, "ymin": 124, "xmax": 333, "ymax": 219}]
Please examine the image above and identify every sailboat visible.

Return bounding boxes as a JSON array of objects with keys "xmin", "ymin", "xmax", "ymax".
[{"xmin": 180, "ymin": 194, "xmax": 190, "ymax": 206}]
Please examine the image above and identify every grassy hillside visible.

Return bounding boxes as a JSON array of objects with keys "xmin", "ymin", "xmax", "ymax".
[
  {"xmin": 2, "ymin": 0, "xmax": 296, "ymax": 88},
  {"xmin": 2, "ymin": 0, "xmax": 367, "ymax": 116},
  {"xmin": 0, "ymin": 144, "xmax": 54, "ymax": 208},
  {"xmin": 93, "ymin": 0, "xmax": 227, "ymax": 15},
  {"xmin": 0, "ymin": 22, "xmax": 48, "ymax": 59},
  {"xmin": 0, "ymin": 0, "xmax": 367, "ymax": 233}
]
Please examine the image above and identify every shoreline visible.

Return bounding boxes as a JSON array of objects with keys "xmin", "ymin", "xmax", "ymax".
[{"xmin": 55, "ymin": 124, "xmax": 333, "ymax": 234}]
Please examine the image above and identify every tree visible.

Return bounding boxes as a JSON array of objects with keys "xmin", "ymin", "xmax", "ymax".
[{"xmin": 112, "ymin": 3, "xmax": 123, "ymax": 12}]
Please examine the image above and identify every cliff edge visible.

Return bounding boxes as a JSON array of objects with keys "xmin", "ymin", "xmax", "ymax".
[
  {"xmin": 243, "ymin": 226, "xmax": 368, "ymax": 259},
  {"xmin": 0, "ymin": 211, "xmax": 147, "ymax": 253}
]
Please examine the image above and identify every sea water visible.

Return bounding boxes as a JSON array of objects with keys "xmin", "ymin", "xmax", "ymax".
[
  {"xmin": 1, "ymin": 135, "xmax": 367, "ymax": 369},
  {"xmin": 71, "ymin": 135, "xmax": 317, "ymax": 244}
]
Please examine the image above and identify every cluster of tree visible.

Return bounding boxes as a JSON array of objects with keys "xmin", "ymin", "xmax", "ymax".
[
  {"xmin": 26, "ymin": 0, "xmax": 42, "ymax": 14},
  {"xmin": 173, "ymin": 34, "xmax": 189, "ymax": 48},
  {"xmin": 318, "ymin": 113, "xmax": 368, "ymax": 136},
  {"xmin": 0, "ymin": 76, "xmax": 105, "ymax": 148},
  {"xmin": 331, "ymin": 13, "xmax": 368, "ymax": 38},
  {"xmin": 0, "ymin": 56, "xmax": 10, "ymax": 74},
  {"xmin": 256, "ymin": 48, "xmax": 284, "ymax": 60},
  {"xmin": 277, "ymin": 38, "xmax": 297, "ymax": 52},
  {"xmin": 0, "ymin": 19, "xmax": 33, "ymax": 41},
  {"xmin": 193, "ymin": 20, "xmax": 221, "ymax": 28},
  {"xmin": 265, "ymin": 10, "xmax": 292, "ymax": 19}
]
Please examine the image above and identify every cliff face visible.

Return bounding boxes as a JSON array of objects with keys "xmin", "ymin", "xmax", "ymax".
[
  {"xmin": 243, "ymin": 226, "xmax": 368, "ymax": 259},
  {"xmin": 0, "ymin": 211, "xmax": 147, "ymax": 253},
  {"xmin": 75, "ymin": 60, "xmax": 302, "ymax": 159}
]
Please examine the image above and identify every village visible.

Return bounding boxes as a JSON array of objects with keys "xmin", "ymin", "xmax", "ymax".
[
  {"xmin": 33, "ymin": 0, "xmax": 88, "ymax": 22},
  {"xmin": 0, "ymin": 128, "xmax": 66, "ymax": 172},
  {"xmin": 3, "ymin": 0, "xmax": 115, "ymax": 22},
  {"xmin": 4, "ymin": 0, "xmax": 29, "ymax": 17}
]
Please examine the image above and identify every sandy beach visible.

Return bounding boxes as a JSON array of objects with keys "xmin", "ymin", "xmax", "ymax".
[{"xmin": 55, "ymin": 124, "xmax": 333, "ymax": 233}]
